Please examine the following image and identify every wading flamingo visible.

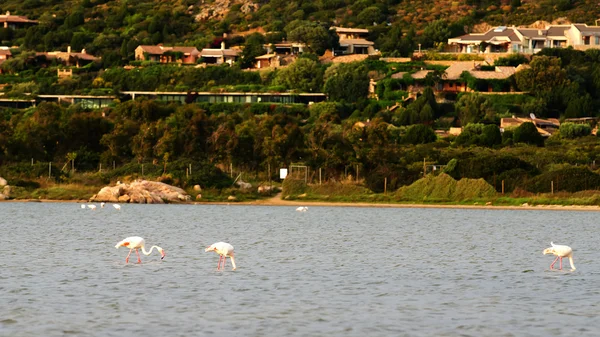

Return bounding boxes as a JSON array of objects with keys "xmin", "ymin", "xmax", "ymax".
[
  {"xmin": 87, "ymin": 204, "xmax": 97, "ymax": 210},
  {"xmin": 543, "ymin": 242, "xmax": 576, "ymax": 270},
  {"xmin": 80, "ymin": 204, "xmax": 85, "ymax": 209},
  {"xmin": 101, "ymin": 202, "xmax": 105, "ymax": 208},
  {"xmin": 205, "ymin": 242, "xmax": 236, "ymax": 270},
  {"xmin": 113, "ymin": 204, "xmax": 121, "ymax": 210},
  {"xmin": 296, "ymin": 206, "xmax": 308, "ymax": 212},
  {"xmin": 115, "ymin": 236, "xmax": 165, "ymax": 263}
]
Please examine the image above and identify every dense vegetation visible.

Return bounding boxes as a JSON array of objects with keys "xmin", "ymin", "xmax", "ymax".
[{"xmin": 2, "ymin": 1, "xmax": 600, "ymax": 202}]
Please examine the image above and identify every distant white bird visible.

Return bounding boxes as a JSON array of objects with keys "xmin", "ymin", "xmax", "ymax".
[
  {"xmin": 205, "ymin": 242, "xmax": 236, "ymax": 270},
  {"xmin": 80, "ymin": 204, "xmax": 85, "ymax": 209},
  {"xmin": 87, "ymin": 204, "xmax": 97, "ymax": 210},
  {"xmin": 115, "ymin": 236, "xmax": 165, "ymax": 263},
  {"xmin": 543, "ymin": 242, "xmax": 576, "ymax": 270},
  {"xmin": 100, "ymin": 202, "xmax": 105, "ymax": 208},
  {"xmin": 296, "ymin": 206, "xmax": 308, "ymax": 212},
  {"xmin": 113, "ymin": 204, "xmax": 121, "ymax": 210}
]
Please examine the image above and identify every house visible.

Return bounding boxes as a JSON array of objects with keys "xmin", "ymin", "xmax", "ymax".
[
  {"xmin": 0, "ymin": 11, "xmax": 38, "ymax": 29},
  {"xmin": 442, "ymin": 62, "xmax": 518, "ymax": 92},
  {"xmin": 135, "ymin": 45, "xmax": 200, "ymax": 64},
  {"xmin": 500, "ymin": 116, "xmax": 560, "ymax": 137},
  {"xmin": 0, "ymin": 47, "xmax": 11, "ymax": 64},
  {"xmin": 39, "ymin": 47, "xmax": 100, "ymax": 67},
  {"xmin": 254, "ymin": 53, "xmax": 280, "ymax": 69},
  {"xmin": 267, "ymin": 42, "xmax": 306, "ymax": 55},
  {"xmin": 448, "ymin": 23, "xmax": 600, "ymax": 54},
  {"xmin": 199, "ymin": 42, "xmax": 240, "ymax": 65},
  {"xmin": 330, "ymin": 27, "xmax": 375, "ymax": 55}
]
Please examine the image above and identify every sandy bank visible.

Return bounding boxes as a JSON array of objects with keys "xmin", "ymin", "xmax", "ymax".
[{"xmin": 5, "ymin": 195, "xmax": 600, "ymax": 212}]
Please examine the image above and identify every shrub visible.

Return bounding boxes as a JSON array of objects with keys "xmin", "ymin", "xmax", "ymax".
[
  {"xmin": 524, "ymin": 166, "xmax": 600, "ymax": 193},
  {"xmin": 282, "ymin": 177, "xmax": 307, "ymax": 197},
  {"xmin": 559, "ymin": 122, "xmax": 591, "ymax": 139}
]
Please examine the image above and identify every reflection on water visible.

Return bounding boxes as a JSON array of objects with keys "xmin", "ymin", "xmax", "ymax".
[{"xmin": 0, "ymin": 203, "xmax": 599, "ymax": 336}]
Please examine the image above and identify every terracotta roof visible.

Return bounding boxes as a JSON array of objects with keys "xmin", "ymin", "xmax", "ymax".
[
  {"xmin": 391, "ymin": 72, "xmax": 407, "ymax": 79},
  {"xmin": 137, "ymin": 45, "xmax": 199, "ymax": 55},
  {"xmin": 411, "ymin": 70, "xmax": 433, "ymax": 79},
  {"xmin": 470, "ymin": 66, "xmax": 516, "ymax": 80},
  {"xmin": 444, "ymin": 63, "xmax": 517, "ymax": 80},
  {"xmin": 200, "ymin": 48, "xmax": 240, "ymax": 57},
  {"xmin": 40, "ymin": 51, "xmax": 100, "ymax": 62},
  {"xmin": 0, "ymin": 49, "xmax": 11, "ymax": 56},
  {"xmin": 255, "ymin": 53, "xmax": 277, "ymax": 60},
  {"xmin": 0, "ymin": 13, "xmax": 37, "ymax": 24},
  {"xmin": 443, "ymin": 62, "xmax": 476, "ymax": 80},
  {"xmin": 331, "ymin": 27, "xmax": 369, "ymax": 34},
  {"xmin": 339, "ymin": 38, "xmax": 374, "ymax": 46}
]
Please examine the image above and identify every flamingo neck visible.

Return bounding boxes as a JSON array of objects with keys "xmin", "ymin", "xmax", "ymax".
[
  {"xmin": 568, "ymin": 256, "xmax": 576, "ymax": 270},
  {"xmin": 230, "ymin": 255, "xmax": 237, "ymax": 270},
  {"xmin": 141, "ymin": 245, "xmax": 161, "ymax": 256}
]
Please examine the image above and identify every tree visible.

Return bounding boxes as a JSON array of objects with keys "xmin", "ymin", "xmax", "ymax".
[
  {"xmin": 559, "ymin": 122, "xmax": 592, "ymax": 139},
  {"xmin": 356, "ymin": 6, "xmax": 385, "ymax": 26},
  {"xmin": 512, "ymin": 122, "xmax": 544, "ymax": 146},
  {"xmin": 515, "ymin": 56, "xmax": 568, "ymax": 93},
  {"xmin": 241, "ymin": 33, "xmax": 266, "ymax": 69},
  {"xmin": 403, "ymin": 124, "xmax": 437, "ymax": 145},
  {"xmin": 455, "ymin": 94, "xmax": 494, "ymax": 125},
  {"xmin": 323, "ymin": 62, "xmax": 369, "ymax": 102},
  {"xmin": 285, "ymin": 20, "xmax": 335, "ymax": 55},
  {"xmin": 275, "ymin": 58, "xmax": 323, "ymax": 92},
  {"xmin": 379, "ymin": 24, "xmax": 403, "ymax": 56},
  {"xmin": 421, "ymin": 19, "xmax": 452, "ymax": 50}
]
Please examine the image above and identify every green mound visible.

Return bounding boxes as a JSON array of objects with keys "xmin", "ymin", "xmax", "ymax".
[{"xmin": 397, "ymin": 173, "xmax": 497, "ymax": 202}]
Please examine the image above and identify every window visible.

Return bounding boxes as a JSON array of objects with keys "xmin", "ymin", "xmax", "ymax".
[{"xmin": 595, "ymin": 36, "xmax": 600, "ymax": 45}]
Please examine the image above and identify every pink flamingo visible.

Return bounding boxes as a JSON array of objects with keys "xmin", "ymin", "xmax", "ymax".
[
  {"xmin": 543, "ymin": 242, "xmax": 576, "ymax": 270},
  {"xmin": 205, "ymin": 242, "xmax": 237, "ymax": 270},
  {"xmin": 115, "ymin": 236, "xmax": 165, "ymax": 263}
]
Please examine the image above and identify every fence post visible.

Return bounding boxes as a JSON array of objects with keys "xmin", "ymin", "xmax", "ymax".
[
  {"xmin": 319, "ymin": 168, "xmax": 322, "ymax": 185},
  {"xmin": 551, "ymin": 180, "xmax": 554, "ymax": 194},
  {"xmin": 142, "ymin": 164, "xmax": 144, "ymax": 176},
  {"xmin": 49, "ymin": 162, "xmax": 51, "ymax": 178},
  {"xmin": 502, "ymin": 180, "xmax": 504, "ymax": 195},
  {"xmin": 99, "ymin": 163, "xmax": 102, "ymax": 172},
  {"xmin": 186, "ymin": 168, "xmax": 189, "ymax": 178},
  {"xmin": 113, "ymin": 160, "xmax": 115, "ymax": 170},
  {"xmin": 384, "ymin": 177, "xmax": 387, "ymax": 194}
]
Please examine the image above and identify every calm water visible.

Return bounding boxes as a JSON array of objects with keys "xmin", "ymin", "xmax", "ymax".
[{"xmin": 1, "ymin": 202, "xmax": 599, "ymax": 337}]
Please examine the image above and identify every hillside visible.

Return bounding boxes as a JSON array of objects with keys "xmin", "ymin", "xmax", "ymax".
[{"xmin": 1, "ymin": 0, "xmax": 600, "ymax": 60}]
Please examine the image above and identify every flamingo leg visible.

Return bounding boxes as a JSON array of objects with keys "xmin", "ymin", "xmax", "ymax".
[
  {"xmin": 135, "ymin": 249, "xmax": 142, "ymax": 264},
  {"xmin": 550, "ymin": 256, "xmax": 559, "ymax": 269},
  {"xmin": 217, "ymin": 255, "xmax": 223, "ymax": 270},
  {"xmin": 559, "ymin": 257, "xmax": 563, "ymax": 270},
  {"xmin": 125, "ymin": 248, "xmax": 133, "ymax": 263}
]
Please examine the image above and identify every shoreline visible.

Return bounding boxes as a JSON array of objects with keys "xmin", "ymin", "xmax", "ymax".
[{"xmin": 6, "ymin": 196, "xmax": 600, "ymax": 212}]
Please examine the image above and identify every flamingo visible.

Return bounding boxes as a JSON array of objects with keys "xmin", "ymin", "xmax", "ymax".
[
  {"xmin": 80, "ymin": 204, "xmax": 85, "ymax": 209},
  {"xmin": 115, "ymin": 236, "xmax": 165, "ymax": 263},
  {"xmin": 296, "ymin": 206, "xmax": 308, "ymax": 212},
  {"xmin": 113, "ymin": 204, "xmax": 121, "ymax": 210},
  {"xmin": 101, "ymin": 202, "xmax": 105, "ymax": 208},
  {"xmin": 205, "ymin": 242, "xmax": 237, "ymax": 270},
  {"xmin": 87, "ymin": 204, "xmax": 97, "ymax": 210},
  {"xmin": 543, "ymin": 242, "xmax": 576, "ymax": 270}
]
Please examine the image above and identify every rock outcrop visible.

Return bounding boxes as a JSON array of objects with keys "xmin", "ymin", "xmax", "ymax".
[
  {"xmin": 0, "ymin": 177, "xmax": 10, "ymax": 200},
  {"xmin": 90, "ymin": 180, "xmax": 191, "ymax": 204}
]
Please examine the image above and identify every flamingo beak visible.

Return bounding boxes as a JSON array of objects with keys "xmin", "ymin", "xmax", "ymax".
[{"xmin": 161, "ymin": 250, "xmax": 166, "ymax": 260}]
